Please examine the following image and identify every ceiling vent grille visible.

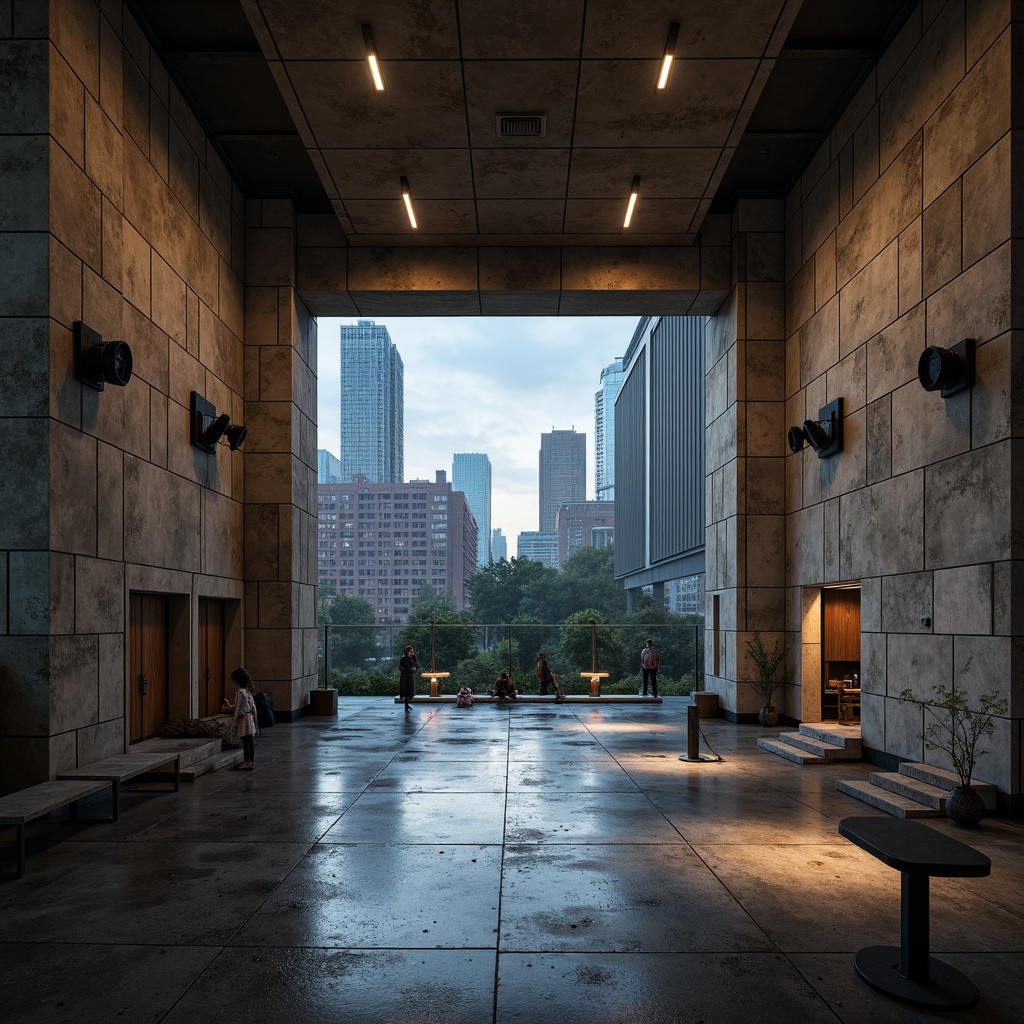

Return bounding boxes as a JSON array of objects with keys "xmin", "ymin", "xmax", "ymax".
[{"xmin": 496, "ymin": 113, "xmax": 547, "ymax": 138}]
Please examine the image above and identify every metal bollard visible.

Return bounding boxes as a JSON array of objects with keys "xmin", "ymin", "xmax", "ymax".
[{"xmin": 684, "ymin": 703, "xmax": 700, "ymax": 761}]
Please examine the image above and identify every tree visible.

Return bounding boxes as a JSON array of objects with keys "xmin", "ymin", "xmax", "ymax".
[
  {"xmin": 521, "ymin": 546, "xmax": 626, "ymax": 622},
  {"xmin": 557, "ymin": 609, "xmax": 625, "ymax": 677},
  {"xmin": 395, "ymin": 585, "xmax": 477, "ymax": 670},
  {"xmin": 319, "ymin": 589, "xmax": 379, "ymax": 673},
  {"xmin": 467, "ymin": 556, "xmax": 555, "ymax": 623}
]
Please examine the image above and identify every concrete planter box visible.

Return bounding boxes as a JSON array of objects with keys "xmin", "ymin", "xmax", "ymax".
[
  {"xmin": 310, "ymin": 689, "xmax": 338, "ymax": 716},
  {"xmin": 693, "ymin": 692, "xmax": 719, "ymax": 718}
]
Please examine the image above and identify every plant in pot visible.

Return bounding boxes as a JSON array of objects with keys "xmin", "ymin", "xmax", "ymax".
[
  {"xmin": 898, "ymin": 684, "xmax": 1008, "ymax": 827},
  {"xmin": 744, "ymin": 630, "xmax": 788, "ymax": 727}
]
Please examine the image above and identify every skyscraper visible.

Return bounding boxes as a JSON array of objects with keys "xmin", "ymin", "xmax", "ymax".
[
  {"xmin": 452, "ymin": 453, "xmax": 491, "ymax": 567},
  {"xmin": 538, "ymin": 428, "xmax": 586, "ymax": 532},
  {"xmin": 317, "ymin": 449, "xmax": 341, "ymax": 484},
  {"xmin": 339, "ymin": 320, "xmax": 404, "ymax": 483},
  {"xmin": 595, "ymin": 357, "xmax": 625, "ymax": 501},
  {"xmin": 490, "ymin": 528, "xmax": 507, "ymax": 562}
]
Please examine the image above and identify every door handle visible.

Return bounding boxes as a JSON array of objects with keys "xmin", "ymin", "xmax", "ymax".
[
  {"xmin": 205, "ymin": 667, "xmax": 211, "ymax": 681},
  {"xmin": 138, "ymin": 673, "xmax": 148, "ymax": 696}
]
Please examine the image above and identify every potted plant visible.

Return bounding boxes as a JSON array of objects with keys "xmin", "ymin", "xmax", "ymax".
[
  {"xmin": 898, "ymin": 685, "xmax": 1007, "ymax": 826},
  {"xmin": 744, "ymin": 630, "xmax": 788, "ymax": 726}
]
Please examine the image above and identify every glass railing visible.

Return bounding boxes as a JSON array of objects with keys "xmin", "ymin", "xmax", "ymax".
[{"xmin": 318, "ymin": 621, "xmax": 703, "ymax": 697}]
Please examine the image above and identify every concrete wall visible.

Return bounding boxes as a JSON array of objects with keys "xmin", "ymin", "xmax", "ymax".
[
  {"xmin": 707, "ymin": 0, "xmax": 1022, "ymax": 803},
  {"xmin": 0, "ymin": 1, "xmax": 314, "ymax": 792}
]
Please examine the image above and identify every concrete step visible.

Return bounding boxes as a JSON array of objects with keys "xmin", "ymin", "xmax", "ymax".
[
  {"xmin": 757, "ymin": 737, "xmax": 826, "ymax": 765},
  {"xmin": 869, "ymin": 771, "xmax": 948, "ymax": 810},
  {"xmin": 130, "ymin": 737, "xmax": 222, "ymax": 769},
  {"xmin": 179, "ymin": 748, "xmax": 244, "ymax": 781},
  {"xmin": 776, "ymin": 731, "xmax": 860, "ymax": 760},
  {"xmin": 898, "ymin": 763, "xmax": 998, "ymax": 809},
  {"xmin": 798, "ymin": 723, "xmax": 862, "ymax": 756},
  {"xmin": 836, "ymin": 779, "xmax": 945, "ymax": 818}
]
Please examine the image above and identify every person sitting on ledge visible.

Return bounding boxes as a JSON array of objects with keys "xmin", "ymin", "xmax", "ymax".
[
  {"xmin": 456, "ymin": 686, "xmax": 474, "ymax": 708},
  {"xmin": 491, "ymin": 672, "xmax": 518, "ymax": 703}
]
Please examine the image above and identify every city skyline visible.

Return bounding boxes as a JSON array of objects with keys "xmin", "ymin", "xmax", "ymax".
[
  {"xmin": 318, "ymin": 317, "xmax": 636, "ymax": 556},
  {"xmin": 453, "ymin": 453, "xmax": 492, "ymax": 567}
]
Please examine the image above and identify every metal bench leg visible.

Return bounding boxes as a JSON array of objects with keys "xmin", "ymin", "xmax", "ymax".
[
  {"xmin": 901, "ymin": 871, "xmax": 929, "ymax": 981},
  {"xmin": 112, "ymin": 781, "xmax": 120, "ymax": 823},
  {"xmin": 16, "ymin": 824, "xmax": 26, "ymax": 879},
  {"xmin": 173, "ymin": 757, "xmax": 180, "ymax": 792}
]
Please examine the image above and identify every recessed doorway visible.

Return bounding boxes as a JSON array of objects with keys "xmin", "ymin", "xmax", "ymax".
[
  {"xmin": 821, "ymin": 584, "xmax": 861, "ymax": 724},
  {"xmin": 129, "ymin": 593, "xmax": 169, "ymax": 742}
]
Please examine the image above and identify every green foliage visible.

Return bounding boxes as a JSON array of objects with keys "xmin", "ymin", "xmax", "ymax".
[
  {"xmin": 521, "ymin": 546, "xmax": 626, "ymax": 622},
  {"xmin": 317, "ymin": 587, "xmax": 379, "ymax": 675},
  {"xmin": 394, "ymin": 585, "xmax": 477, "ymax": 671},
  {"xmin": 557, "ymin": 609, "xmax": 625, "ymax": 675},
  {"xmin": 450, "ymin": 650, "xmax": 506, "ymax": 691},
  {"xmin": 327, "ymin": 669, "xmax": 396, "ymax": 696},
  {"xmin": 603, "ymin": 672, "xmax": 696, "ymax": 696},
  {"xmin": 744, "ymin": 630, "xmax": 788, "ymax": 707},
  {"xmin": 468, "ymin": 557, "xmax": 555, "ymax": 623},
  {"xmin": 898, "ymin": 685, "xmax": 1008, "ymax": 788}
]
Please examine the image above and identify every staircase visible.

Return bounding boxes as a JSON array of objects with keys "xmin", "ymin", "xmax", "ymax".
[
  {"xmin": 837, "ymin": 763, "xmax": 998, "ymax": 818},
  {"xmin": 131, "ymin": 736, "xmax": 243, "ymax": 780},
  {"xmin": 757, "ymin": 722, "xmax": 862, "ymax": 764}
]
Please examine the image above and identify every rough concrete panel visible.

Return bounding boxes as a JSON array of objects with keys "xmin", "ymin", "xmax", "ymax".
[
  {"xmin": 50, "ymin": 0, "xmax": 100, "ymax": 98},
  {"xmin": 257, "ymin": 581, "xmax": 297, "ymax": 630},
  {"xmin": 786, "ymin": 259, "xmax": 814, "ymax": 336},
  {"xmin": 50, "ymin": 140, "xmax": 101, "ymax": 271},
  {"xmin": 861, "ymin": 631, "xmax": 886, "ymax": 696},
  {"xmin": 879, "ymin": 0, "xmax": 965, "ymax": 170},
  {"xmin": 922, "ymin": 28, "xmax": 1011, "ymax": 206},
  {"xmin": 167, "ymin": 120, "xmax": 199, "ymax": 222},
  {"xmin": 866, "ymin": 395, "xmax": 892, "ymax": 485},
  {"xmin": 98, "ymin": 7, "xmax": 122, "ymax": 125},
  {"xmin": 74, "ymin": 556, "xmax": 124, "ymax": 634},
  {"xmin": 801, "ymin": 160, "xmax": 839, "ymax": 258},
  {"xmin": 745, "ymin": 457, "xmax": 785, "ymax": 516},
  {"xmin": 0, "ymin": 40, "xmax": 47, "ymax": 133},
  {"xmin": 151, "ymin": 252, "xmax": 186, "ymax": 345},
  {"xmin": 123, "ymin": 455, "xmax": 201, "ymax": 571},
  {"xmin": 922, "ymin": 179, "xmax": 962, "ymax": 297},
  {"xmin": 813, "ymin": 232, "xmax": 836, "ymax": 311},
  {"xmin": 851, "ymin": 104, "xmax": 880, "ymax": 204},
  {"xmin": 966, "ymin": 0, "xmax": 1013, "ymax": 69},
  {"xmin": 0, "ymin": 317, "xmax": 48, "ymax": 417},
  {"xmin": 49, "ymin": 48, "xmax": 85, "ymax": 167},
  {"xmin": 82, "ymin": 359, "xmax": 151, "ymax": 463},
  {"xmin": 101, "ymin": 196, "xmax": 123, "ymax": 291},
  {"xmin": 867, "ymin": 303, "xmax": 925, "ymax": 403},
  {"xmin": 245, "ymin": 627, "xmax": 295, "ymax": 680},
  {"xmin": 798, "ymin": 293, "xmax": 838, "ymax": 387},
  {"xmin": 245, "ymin": 227, "xmax": 296, "ymax": 288},
  {"xmin": 891, "ymin": 379, "xmax": 970, "ymax": 476},
  {"xmin": 837, "ymin": 133, "xmax": 922, "ymax": 288},
  {"xmin": 0, "ymin": 230, "xmax": 49, "ymax": 316},
  {"xmin": 244, "ymin": 400, "xmax": 297, "ymax": 455},
  {"xmin": 806, "ymin": 407, "xmax": 866, "ymax": 507},
  {"xmin": 202, "ymin": 489, "xmax": 243, "ymax": 580},
  {"xmin": 745, "ymin": 401, "xmax": 784, "ymax": 458},
  {"xmin": 8, "ymin": 552, "xmax": 50, "ymax": 635},
  {"xmin": 745, "ymin": 282, "xmax": 785, "ymax": 340},
  {"xmin": 899, "ymin": 216, "xmax": 923, "ymax": 314},
  {"xmin": 77, "ymin": 716, "xmax": 124, "ymax": 765},
  {"xmin": 244, "ymin": 503, "xmax": 279, "ymax": 582},
  {"xmin": 49, "ymin": 633, "xmax": 99, "ymax": 733},
  {"xmin": 84, "ymin": 95, "xmax": 122, "ymax": 207},
  {"xmin": 840, "ymin": 471, "xmax": 925, "ymax": 579},
  {"xmin": 786, "ymin": 503, "xmax": 823, "ymax": 586},
  {"xmin": 96, "ymin": 441, "xmax": 124, "ymax": 562},
  {"xmin": 0, "ymin": 635, "xmax": 49, "ymax": 735},
  {"xmin": 884, "ymin": 693, "xmax": 927, "ymax": 761},
  {"xmin": 970, "ymin": 333, "xmax": 1019, "ymax": 449},
  {"xmin": 953, "ymin": 633, "xmax": 1010, "ymax": 705},
  {"xmin": 838, "ymin": 241, "xmax": 899, "ymax": 356},
  {"xmin": 82, "ymin": 264, "xmax": 122, "ymax": 340},
  {"xmin": 962, "ymin": 133, "xmax": 1011, "ymax": 268},
  {"xmin": 0, "ymin": 134, "xmax": 46, "ymax": 233},
  {"xmin": 934, "ymin": 563, "xmax": 993, "ymax": 635},
  {"xmin": 826, "ymin": 344, "xmax": 866, "ymax": 414},
  {"xmin": 925, "ymin": 441, "xmax": 1011, "ymax": 568},
  {"xmin": 861, "ymin": 576, "xmax": 882, "ymax": 632},
  {"xmin": 746, "ymin": 516, "xmax": 785, "ymax": 587},
  {"xmin": 888, "ymin": 632, "xmax": 953, "ymax": 699},
  {"xmin": 199, "ymin": 302, "xmax": 243, "ymax": 395},
  {"xmin": 49, "ymin": 422, "xmax": 97, "ymax": 556},
  {"xmin": 122, "ymin": 219, "xmax": 151, "ymax": 316},
  {"xmin": 881, "ymin": 571, "xmax": 934, "ymax": 633},
  {"xmin": 97, "ymin": 631, "xmax": 124, "ymax": 722}
]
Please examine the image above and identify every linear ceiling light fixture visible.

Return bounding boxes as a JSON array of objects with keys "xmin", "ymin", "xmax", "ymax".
[
  {"xmin": 623, "ymin": 176, "xmax": 641, "ymax": 228},
  {"xmin": 657, "ymin": 22, "xmax": 680, "ymax": 89},
  {"xmin": 361, "ymin": 24, "xmax": 385, "ymax": 91},
  {"xmin": 400, "ymin": 176, "xmax": 418, "ymax": 229}
]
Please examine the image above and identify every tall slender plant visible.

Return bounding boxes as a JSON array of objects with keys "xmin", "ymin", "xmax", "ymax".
[
  {"xmin": 898, "ymin": 685, "xmax": 1007, "ymax": 789},
  {"xmin": 744, "ymin": 630, "xmax": 788, "ymax": 709}
]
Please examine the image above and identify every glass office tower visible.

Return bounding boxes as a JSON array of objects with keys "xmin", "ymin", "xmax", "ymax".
[
  {"xmin": 595, "ymin": 357, "xmax": 625, "ymax": 501},
  {"xmin": 452, "ymin": 452, "xmax": 492, "ymax": 567}
]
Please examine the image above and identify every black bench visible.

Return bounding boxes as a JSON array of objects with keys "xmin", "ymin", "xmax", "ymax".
[
  {"xmin": 838, "ymin": 815, "xmax": 991, "ymax": 1008},
  {"xmin": 58, "ymin": 751, "xmax": 181, "ymax": 822},
  {"xmin": 0, "ymin": 780, "xmax": 112, "ymax": 879}
]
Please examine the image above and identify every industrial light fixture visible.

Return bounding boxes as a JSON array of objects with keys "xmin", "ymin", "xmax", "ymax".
[
  {"xmin": 191, "ymin": 392, "xmax": 246, "ymax": 454},
  {"xmin": 657, "ymin": 23, "xmax": 680, "ymax": 89},
  {"xmin": 361, "ymin": 24, "xmax": 385, "ymax": 91},
  {"xmin": 400, "ymin": 176, "xmax": 418, "ymax": 229},
  {"xmin": 788, "ymin": 398, "xmax": 843, "ymax": 459},
  {"xmin": 623, "ymin": 175, "xmax": 640, "ymax": 228},
  {"xmin": 918, "ymin": 339, "xmax": 974, "ymax": 398},
  {"xmin": 74, "ymin": 320, "xmax": 133, "ymax": 391}
]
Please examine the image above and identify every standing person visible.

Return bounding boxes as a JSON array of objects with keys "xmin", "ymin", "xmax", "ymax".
[
  {"xmin": 641, "ymin": 639, "xmax": 661, "ymax": 698},
  {"xmin": 398, "ymin": 645, "xmax": 419, "ymax": 712},
  {"xmin": 535, "ymin": 652, "xmax": 554, "ymax": 695},
  {"xmin": 222, "ymin": 667, "xmax": 257, "ymax": 770}
]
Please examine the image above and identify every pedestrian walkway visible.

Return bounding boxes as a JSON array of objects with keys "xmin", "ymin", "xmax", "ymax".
[{"xmin": 2, "ymin": 699, "xmax": 1022, "ymax": 1023}]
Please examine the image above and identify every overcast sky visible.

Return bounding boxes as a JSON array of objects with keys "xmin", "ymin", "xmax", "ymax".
[{"xmin": 317, "ymin": 316, "xmax": 638, "ymax": 555}]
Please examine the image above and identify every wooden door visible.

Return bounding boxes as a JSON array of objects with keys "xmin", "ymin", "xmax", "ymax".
[
  {"xmin": 823, "ymin": 588, "xmax": 861, "ymax": 661},
  {"xmin": 198, "ymin": 598, "xmax": 226, "ymax": 717},
  {"xmin": 129, "ymin": 593, "xmax": 169, "ymax": 742}
]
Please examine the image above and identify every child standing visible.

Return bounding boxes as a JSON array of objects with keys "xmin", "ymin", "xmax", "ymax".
[{"xmin": 223, "ymin": 667, "xmax": 257, "ymax": 769}]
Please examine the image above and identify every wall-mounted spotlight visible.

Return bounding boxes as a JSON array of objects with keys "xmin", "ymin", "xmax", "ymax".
[
  {"xmin": 788, "ymin": 397, "xmax": 843, "ymax": 459},
  {"xmin": 361, "ymin": 24, "xmax": 385, "ymax": 91},
  {"xmin": 918, "ymin": 339, "xmax": 974, "ymax": 398},
  {"xmin": 74, "ymin": 321, "xmax": 133, "ymax": 391},
  {"xmin": 191, "ymin": 392, "xmax": 246, "ymax": 454},
  {"xmin": 657, "ymin": 22, "xmax": 679, "ymax": 89},
  {"xmin": 400, "ymin": 176, "xmax": 418, "ymax": 229},
  {"xmin": 623, "ymin": 175, "xmax": 640, "ymax": 228}
]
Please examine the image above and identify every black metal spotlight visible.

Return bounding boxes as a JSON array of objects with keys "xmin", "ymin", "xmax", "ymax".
[
  {"xmin": 918, "ymin": 339, "xmax": 974, "ymax": 398},
  {"xmin": 224, "ymin": 424, "xmax": 248, "ymax": 451},
  {"xmin": 787, "ymin": 426, "xmax": 805, "ymax": 453},
  {"xmin": 74, "ymin": 321, "xmax": 133, "ymax": 391},
  {"xmin": 803, "ymin": 398, "xmax": 843, "ymax": 459}
]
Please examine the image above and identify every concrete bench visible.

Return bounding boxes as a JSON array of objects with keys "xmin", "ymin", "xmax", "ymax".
[
  {"xmin": 0, "ymin": 780, "xmax": 111, "ymax": 879},
  {"xmin": 59, "ymin": 751, "xmax": 181, "ymax": 823},
  {"xmin": 838, "ymin": 815, "xmax": 991, "ymax": 1009}
]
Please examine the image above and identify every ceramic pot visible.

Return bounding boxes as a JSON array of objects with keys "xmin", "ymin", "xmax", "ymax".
[
  {"xmin": 758, "ymin": 705, "xmax": 778, "ymax": 727},
  {"xmin": 946, "ymin": 784, "xmax": 985, "ymax": 827}
]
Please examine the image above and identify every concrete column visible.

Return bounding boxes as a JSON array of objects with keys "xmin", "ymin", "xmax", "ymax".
[
  {"xmin": 243, "ymin": 200, "xmax": 318, "ymax": 716},
  {"xmin": 651, "ymin": 581, "xmax": 666, "ymax": 606}
]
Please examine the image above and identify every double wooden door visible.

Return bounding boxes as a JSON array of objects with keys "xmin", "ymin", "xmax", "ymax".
[
  {"xmin": 198, "ymin": 598, "xmax": 226, "ymax": 717},
  {"xmin": 129, "ymin": 593, "xmax": 169, "ymax": 742}
]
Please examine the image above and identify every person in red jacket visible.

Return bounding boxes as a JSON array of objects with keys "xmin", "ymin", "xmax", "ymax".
[{"xmin": 641, "ymin": 639, "xmax": 661, "ymax": 698}]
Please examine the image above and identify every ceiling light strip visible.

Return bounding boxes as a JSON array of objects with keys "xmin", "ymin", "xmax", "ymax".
[
  {"xmin": 623, "ymin": 175, "xmax": 640, "ymax": 228},
  {"xmin": 401, "ymin": 176, "xmax": 418, "ymax": 229},
  {"xmin": 362, "ymin": 24, "xmax": 385, "ymax": 91},
  {"xmin": 658, "ymin": 22, "xmax": 679, "ymax": 90}
]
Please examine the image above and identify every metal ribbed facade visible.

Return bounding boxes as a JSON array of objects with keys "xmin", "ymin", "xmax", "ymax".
[
  {"xmin": 650, "ymin": 317, "xmax": 705, "ymax": 562},
  {"xmin": 613, "ymin": 348, "xmax": 646, "ymax": 577}
]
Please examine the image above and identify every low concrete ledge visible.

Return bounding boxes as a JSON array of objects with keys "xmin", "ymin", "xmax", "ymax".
[{"xmin": 395, "ymin": 695, "xmax": 663, "ymax": 705}]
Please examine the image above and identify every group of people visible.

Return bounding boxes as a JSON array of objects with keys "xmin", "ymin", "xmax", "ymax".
[{"xmin": 396, "ymin": 640, "xmax": 662, "ymax": 707}]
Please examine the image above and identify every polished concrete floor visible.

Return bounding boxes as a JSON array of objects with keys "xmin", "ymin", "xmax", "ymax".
[{"xmin": 2, "ymin": 699, "xmax": 1022, "ymax": 1023}]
